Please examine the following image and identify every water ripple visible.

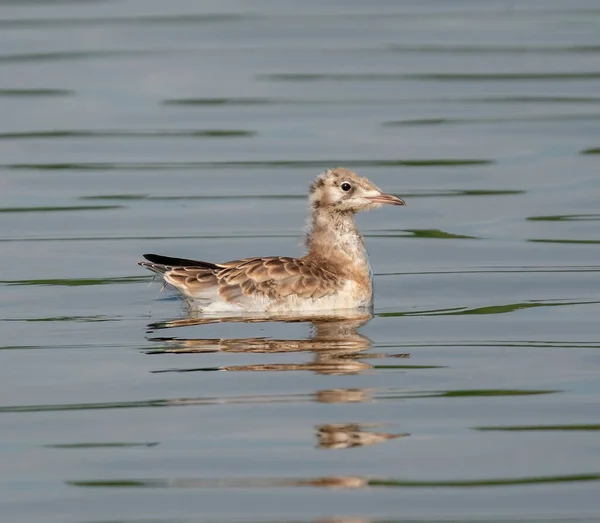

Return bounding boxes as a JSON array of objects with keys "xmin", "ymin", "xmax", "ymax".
[
  {"xmin": 0, "ymin": 129, "xmax": 255, "ymax": 139},
  {"xmin": 66, "ymin": 472, "xmax": 599, "ymax": 489},
  {"xmin": 386, "ymin": 44, "xmax": 600, "ymax": 54},
  {"xmin": 528, "ymin": 214, "xmax": 600, "ymax": 222},
  {"xmin": 1, "ymin": 315, "xmax": 115, "ymax": 323},
  {"xmin": 0, "ymin": 389, "xmax": 559, "ymax": 413},
  {"xmin": 261, "ymin": 72, "xmax": 600, "ymax": 82},
  {"xmin": 0, "ymin": 50, "xmax": 156, "ymax": 63},
  {"xmin": 46, "ymin": 442, "xmax": 159, "ymax": 449},
  {"xmin": 381, "ymin": 265, "xmax": 600, "ymax": 275},
  {"xmin": 384, "ymin": 114, "xmax": 600, "ymax": 126},
  {"xmin": 476, "ymin": 424, "xmax": 600, "ymax": 432},
  {"xmin": 379, "ymin": 299, "xmax": 600, "ymax": 317},
  {"xmin": 529, "ymin": 239, "xmax": 600, "ymax": 245},
  {"xmin": 0, "ymin": 88, "xmax": 74, "ymax": 97},
  {"xmin": 5, "ymin": 159, "xmax": 493, "ymax": 171},
  {"xmin": 163, "ymin": 95, "xmax": 600, "ymax": 106},
  {"xmin": 581, "ymin": 147, "xmax": 600, "ymax": 154},
  {"xmin": 0, "ymin": 205, "xmax": 123, "ymax": 213},
  {"xmin": 79, "ymin": 189, "xmax": 521, "ymax": 202},
  {"xmin": 163, "ymin": 97, "xmax": 272, "ymax": 106},
  {"xmin": 1, "ymin": 276, "xmax": 147, "ymax": 286},
  {"xmin": 0, "ymin": 14, "xmax": 247, "ymax": 29}
]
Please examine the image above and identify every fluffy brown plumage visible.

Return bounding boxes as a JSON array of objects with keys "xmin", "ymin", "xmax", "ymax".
[{"xmin": 139, "ymin": 168, "xmax": 405, "ymax": 312}]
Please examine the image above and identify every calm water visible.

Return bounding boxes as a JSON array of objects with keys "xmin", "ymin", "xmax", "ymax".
[{"xmin": 1, "ymin": 1, "xmax": 600, "ymax": 522}]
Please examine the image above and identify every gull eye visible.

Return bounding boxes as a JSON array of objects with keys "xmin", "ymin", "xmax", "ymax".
[{"xmin": 341, "ymin": 182, "xmax": 352, "ymax": 192}]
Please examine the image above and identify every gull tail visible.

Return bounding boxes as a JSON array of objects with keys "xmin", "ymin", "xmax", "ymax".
[{"xmin": 138, "ymin": 253, "xmax": 220, "ymax": 276}]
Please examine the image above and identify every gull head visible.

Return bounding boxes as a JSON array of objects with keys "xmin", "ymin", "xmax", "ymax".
[{"xmin": 309, "ymin": 167, "xmax": 405, "ymax": 213}]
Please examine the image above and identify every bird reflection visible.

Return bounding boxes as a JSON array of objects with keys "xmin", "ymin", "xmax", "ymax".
[
  {"xmin": 144, "ymin": 311, "xmax": 411, "ymax": 450},
  {"xmin": 316, "ymin": 423, "xmax": 409, "ymax": 449},
  {"xmin": 145, "ymin": 311, "xmax": 410, "ymax": 375},
  {"xmin": 315, "ymin": 388, "xmax": 374, "ymax": 403}
]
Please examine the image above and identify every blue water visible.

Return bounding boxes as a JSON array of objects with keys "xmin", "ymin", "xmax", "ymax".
[{"xmin": 1, "ymin": 1, "xmax": 600, "ymax": 522}]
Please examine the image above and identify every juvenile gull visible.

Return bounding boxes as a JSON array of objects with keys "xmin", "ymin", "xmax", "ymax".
[{"xmin": 139, "ymin": 168, "xmax": 405, "ymax": 312}]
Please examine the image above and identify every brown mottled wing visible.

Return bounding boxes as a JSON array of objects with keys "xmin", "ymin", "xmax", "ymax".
[
  {"xmin": 153, "ymin": 266, "xmax": 219, "ymax": 298},
  {"xmin": 216, "ymin": 257, "xmax": 342, "ymax": 304}
]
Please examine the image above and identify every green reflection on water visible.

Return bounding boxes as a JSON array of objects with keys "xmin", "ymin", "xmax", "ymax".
[
  {"xmin": 0, "ymin": 50, "xmax": 153, "ymax": 63},
  {"xmin": 384, "ymin": 114, "xmax": 600, "ymax": 126},
  {"xmin": 466, "ymin": 95, "xmax": 600, "ymax": 103},
  {"xmin": 80, "ymin": 193, "xmax": 302, "ymax": 201},
  {"xmin": 70, "ymin": 480, "xmax": 154, "ymax": 487},
  {"xmin": 6, "ymin": 158, "xmax": 493, "ymax": 170},
  {"xmin": 386, "ymin": 44, "xmax": 600, "ymax": 54},
  {"xmin": 164, "ymin": 95, "xmax": 600, "ymax": 106},
  {"xmin": 0, "ymin": 389, "xmax": 560, "ymax": 413},
  {"xmin": 46, "ymin": 442, "xmax": 159, "ymax": 448},
  {"xmin": 528, "ymin": 214, "xmax": 600, "ymax": 221},
  {"xmin": 405, "ymin": 189, "xmax": 523, "ymax": 197},
  {"xmin": 0, "ymin": 129, "xmax": 255, "ymax": 139},
  {"xmin": 163, "ymin": 97, "xmax": 271, "ymax": 105},
  {"xmin": 379, "ymin": 299, "xmax": 600, "ymax": 317},
  {"xmin": 380, "ymin": 266, "xmax": 600, "ymax": 276},
  {"xmin": 373, "ymin": 365, "xmax": 446, "ymax": 369},
  {"xmin": 66, "ymin": 471, "xmax": 600, "ymax": 489},
  {"xmin": 440, "ymin": 389, "xmax": 556, "ymax": 397},
  {"xmin": 0, "ymin": 14, "xmax": 246, "ymax": 29},
  {"xmin": 581, "ymin": 147, "xmax": 600, "ymax": 154},
  {"xmin": 0, "ymin": 234, "xmax": 292, "ymax": 243},
  {"xmin": 529, "ymin": 239, "xmax": 600, "ymax": 245},
  {"xmin": 261, "ymin": 72, "xmax": 600, "ymax": 82},
  {"xmin": 0, "ymin": 88, "xmax": 74, "ymax": 97},
  {"xmin": 404, "ymin": 229, "xmax": 477, "ymax": 239},
  {"xmin": 2, "ymin": 276, "xmax": 148, "ymax": 286},
  {"xmin": 0, "ymin": 205, "xmax": 123, "ymax": 213},
  {"xmin": 80, "ymin": 190, "xmax": 522, "ymax": 202},
  {"xmin": 369, "ymin": 473, "xmax": 600, "ymax": 487},
  {"xmin": 476, "ymin": 424, "xmax": 600, "ymax": 431},
  {"xmin": 3, "ymin": 315, "xmax": 114, "ymax": 323}
]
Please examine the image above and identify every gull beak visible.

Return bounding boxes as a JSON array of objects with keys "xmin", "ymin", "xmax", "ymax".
[{"xmin": 367, "ymin": 193, "xmax": 406, "ymax": 206}]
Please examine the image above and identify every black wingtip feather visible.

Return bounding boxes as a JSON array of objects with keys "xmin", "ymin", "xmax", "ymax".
[{"xmin": 142, "ymin": 253, "xmax": 219, "ymax": 270}]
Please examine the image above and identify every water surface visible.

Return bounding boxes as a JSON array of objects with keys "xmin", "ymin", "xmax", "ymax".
[{"xmin": 1, "ymin": 1, "xmax": 600, "ymax": 522}]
